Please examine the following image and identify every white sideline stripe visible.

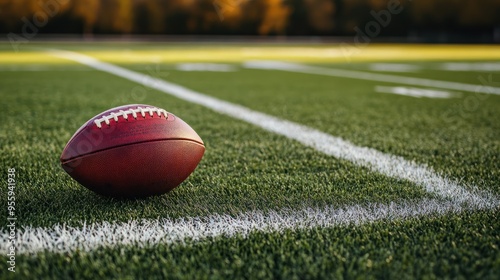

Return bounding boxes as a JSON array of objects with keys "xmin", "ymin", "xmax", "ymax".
[
  {"xmin": 374, "ymin": 86, "xmax": 457, "ymax": 99},
  {"xmin": 243, "ymin": 60, "xmax": 500, "ymax": 95},
  {"xmin": 368, "ymin": 63, "xmax": 421, "ymax": 72},
  {"xmin": 0, "ymin": 199, "xmax": 485, "ymax": 254},
  {"xmin": 48, "ymin": 49, "xmax": 496, "ymax": 207},
  {"xmin": 176, "ymin": 63, "xmax": 236, "ymax": 72},
  {"xmin": 439, "ymin": 62, "xmax": 500, "ymax": 72}
]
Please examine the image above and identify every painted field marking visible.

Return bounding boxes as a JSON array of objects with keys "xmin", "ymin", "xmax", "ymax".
[
  {"xmin": 368, "ymin": 63, "xmax": 421, "ymax": 72},
  {"xmin": 374, "ymin": 86, "xmax": 458, "ymax": 98},
  {"xmin": 175, "ymin": 63, "xmax": 236, "ymax": 72},
  {"xmin": 0, "ymin": 199, "xmax": 472, "ymax": 254},
  {"xmin": 2, "ymin": 50, "xmax": 496, "ymax": 254},
  {"xmin": 0, "ymin": 199, "xmax": 478, "ymax": 254},
  {"xmin": 439, "ymin": 62, "xmax": 500, "ymax": 72},
  {"xmin": 243, "ymin": 60, "xmax": 500, "ymax": 95}
]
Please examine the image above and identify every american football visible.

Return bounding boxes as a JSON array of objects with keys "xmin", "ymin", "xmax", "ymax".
[
  {"xmin": 60, "ymin": 104, "xmax": 205, "ymax": 197},
  {"xmin": 2, "ymin": 0, "xmax": 500, "ymax": 278}
]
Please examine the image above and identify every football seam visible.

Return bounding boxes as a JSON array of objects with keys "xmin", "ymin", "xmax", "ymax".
[
  {"xmin": 94, "ymin": 106, "xmax": 168, "ymax": 128},
  {"xmin": 60, "ymin": 138, "xmax": 205, "ymax": 164},
  {"xmin": 64, "ymin": 106, "xmax": 170, "ymax": 146}
]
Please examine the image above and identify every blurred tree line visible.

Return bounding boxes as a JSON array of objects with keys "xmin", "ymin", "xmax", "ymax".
[{"xmin": 0, "ymin": 0, "xmax": 499, "ymax": 38}]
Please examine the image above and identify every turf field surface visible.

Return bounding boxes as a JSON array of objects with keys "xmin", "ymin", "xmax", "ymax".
[{"xmin": 1, "ymin": 43, "xmax": 499, "ymax": 279}]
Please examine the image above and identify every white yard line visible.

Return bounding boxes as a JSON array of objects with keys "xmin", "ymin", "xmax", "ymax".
[
  {"xmin": 0, "ymin": 199, "xmax": 481, "ymax": 254},
  {"xmin": 368, "ymin": 63, "xmax": 421, "ymax": 72},
  {"xmin": 2, "ymin": 50, "xmax": 494, "ymax": 254},
  {"xmin": 374, "ymin": 86, "xmax": 458, "ymax": 98},
  {"xmin": 175, "ymin": 63, "xmax": 236, "ymax": 72},
  {"xmin": 243, "ymin": 60, "xmax": 500, "ymax": 95},
  {"xmin": 439, "ymin": 62, "xmax": 500, "ymax": 72}
]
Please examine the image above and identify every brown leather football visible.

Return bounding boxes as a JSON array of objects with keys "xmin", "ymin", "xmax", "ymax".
[{"xmin": 60, "ymin": 104, "xmax": 205, "ymax": 198}]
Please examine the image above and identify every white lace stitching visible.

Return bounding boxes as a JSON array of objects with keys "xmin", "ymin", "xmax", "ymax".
[{"xmin": 94, "ymin": 106, "xmax": 168, "ymax": 128}]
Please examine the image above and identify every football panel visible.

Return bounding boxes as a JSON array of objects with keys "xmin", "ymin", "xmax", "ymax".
[
  {"xmin": 61, "ymin": 109, "xmax": 203, "ymax": 162},
  {"xmin": 62, "ymin": 140, "xmax": 205, "ymax": 197}
]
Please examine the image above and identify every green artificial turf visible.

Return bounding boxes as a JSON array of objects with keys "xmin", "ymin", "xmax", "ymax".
[
  {"xmin": 0, "ymin": 43, "xmax": 499, "ymax": 279},
  {"xmin": 7, "ymin": 210, "xmax": 500, "ymax": 280},
  {"xmin": 155, "ymin": 66, "xmax": 500, "ymax": 194},
  {"xmin": 0, "ymin": 68, "xmax": 430, "ymax": 228}
]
